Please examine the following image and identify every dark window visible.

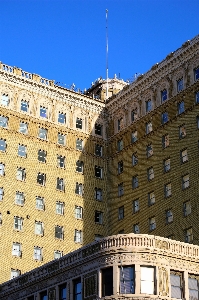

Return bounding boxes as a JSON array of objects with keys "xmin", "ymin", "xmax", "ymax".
[
  {"xmin": 57, "ymin": 178, "xmax": 64, "ymax": 191},
  {"xmin": 118, "ymin": 161, "xmax": 123, "ymax": 174},
  {"xmin": 38, "ymin": 150, "xmax": 46, "ymax": 163},
  {"xmin": 20, "ymin": 100, "xmax": 29, "ymax": 112},
  {"xmin": 146, "ymin": 100, "xmax": 152, "ymax": 112},
  {"xmin": 132, "ymin": 176, "xmax": 138, "ymax": 189},
  {"xmin": 40, "ymin": 106, "xmax": 47, "ymax": 118},
  {"xmin": 95, "ymin": 166, "xmax": 103, "ymax": 178},
  {"xmin": 76, "ymin": 118, "xmax": 82, "ymax": 129},
  {"xmin": 95, "ymin": 144, "xmax": 102, "ymax": 156},
  {"xmin": 59, "ymin": 284, "xmax": 67, "ymax": 300},
  {"xmin": 120, "ymin": 266, "xmax": 135, "ymax": 294},
  {"xmin": 58, "ymin": 112, "xmax": 66, "ymax": 124},
  {"xmin": 76, "ymin": 161, "xmax": 83, "ymax": 173},
  {"xmin": 95, "ymin": 123, "xmax": 102, "ymax": 135},
  {"xmin": 37, "ymin": 173, "xmax": 45, "ymax": 185},
  {"xmin": 195, "ymin": 67, "xmax": 199, "ymax": 81},
  {"xmin": 95, "ymin": 211, "xmax": 103, "ymax": 224},
  {"xmin": 131, "ymin": 109, "xmax": 137, "ymax": 122},
  {"xmin": 55, "ymin": 226, "xmax": 63, "ymax": 239},
  {"xmin": 132, "ymin": 153, "xmax": 138, "ymax": 166},
  {"xmin": 76, "ymin": 139, "xmax": 83, "ymax": 151},
  {"xmin": 196, "ymin": 91, "xmax": 199, "ymax": 104},
  {"xmin": 162, "ymin": 134, "xmax": 169, "ymax": 148},
  {"xmin": 118, "ymin": 206, "xmax": 124, "ymax": 220},
  {"xmin": 75, "ymin": 183, "xmax": 83, "ymax": 195},
  {"xmin": 95, "ymin": 188, "xmax": 102, "ymax": 201},
  {"xmin": 161, "ymin": 89, "xmax": 167, "ymax": 102},
  {"xmin": 57, "ymin": 155, "xmax": 65, "ymax": 168},
  {"xmin": 102, "ymin": 268, "xmax": 113, "ymax": 297},
  {"xmin": 177, "ymin": 79, "xmax": 183, "ymax": 92},
  {"xmin": 74, "ymin": 278, "xmax": 82, "ymax": 300},
  {"xmin": 118, "ymin": 183, "xmax": 124, "ymax": 196},
  {"xmin": 27, "ymin": 296, "xmax": 34, "ymax": 300},
  {"xmin": 162, "ymin": 112, "xmax": 168, "ymax": 124},
  {"xmin": 178, "ymin": 101, "xmax": 185, "ymax": 114},
  {"xmin": 117, "ymin": 140, "xmax": 123, "ymax": 151},
  {"xmin": 40, "ymin": 291, "xmax": 47, "ymax": 300}
]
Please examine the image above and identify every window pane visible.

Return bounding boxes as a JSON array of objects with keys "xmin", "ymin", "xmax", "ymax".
[
  {"xmin": 21, "ymin": 100, "xmax": 28, "ymax": 112},
  {"xmin": 58, "ymin": 113, "xmax": 66, "ymax": 124},
  {"xmin": 0, "ymin": 116, "xmax": 8, "ymax": 128}
]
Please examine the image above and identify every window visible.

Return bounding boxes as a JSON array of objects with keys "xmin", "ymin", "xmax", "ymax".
[
  {"xmin": 196, "ymin": 91, "xmax": 199, "ymax": 104},
  {"xmin": 117, "ymin": 118, "xmax": 123, "ymax": 131},
  {"xmin": 40, "ymin": 106, "xmax": 47, "ymax": 118},
  {"xmin": 194, "ymin": 67, "xmax": 199, "ymax": 81},
  {"xmin": 185, "ymin": 227, "xmax": 193, "ymax": 243},
  {"xmin": 38, "ymin": 150, "xmax": 46, "ymax": 163},
  {"xmin": 184, "ymin": 201, "xmax": 191, "ymax": 217},
  {"xmin": 149, "ymin": 217, "xmax": 156, "ymax": 231},
  {"xmin": 95, "ymin": 211, "xmax": 103, "ymax": 224},
  {"xmin": 146, "ymin": 122, "xmax": 152, "ymax": 134},
  {"xmin": 177, "ymin": 78, "xmax": 183, "ymax": 92},
  {"xmin": 117, "ymin": 139, "xmax": 123, "ymax": 151},
  {"xmin": 20, "ymin": 100, "xmax": 29, "ymax": 112},
  {"xmin": 188, "ymin": 275, "xmax": 199, "ymax": 299},
  {"xmin": 14, "ymin": 216, "xmax": 23, "ymax": 231},
  {"xmin": 58, "ymin": 112, "xmax": 66, "ymax": 124},
  {"xmin": 15, "ymin": 192, "xmax": 24, "ymax": 206},
  {"xmin": 140, "ymin": 266, "xmax": 155, "ymax": 294},
  {"xmin": 55, "ymin": 226, "xmax": 63, "ymax": 239},
  {"xmin": 76, "ymin": 138, "xmax": 83, "ymax": 151},
  {"xmin": 179, "ymin": 124, "xmax": 186, "ymax": 138},
  {"xmin": 38, "ymin": 128, "xmax": 47, "ymax": 140},
  {"xmin": 12, "ymin": 243, "xmax": 21, "ymax": 257},
  {"xmin": 57, "ymin": 155, "xmax": 65, "ymax": 168},
  {"xmin": 0, "ymin": 163, "xmax": 5, "ymax": 176},
  {"xmin": 35, "ymin": 221, "xmax": 43, "ymax": 235},
  {"xmin": 120, "ymin": 266, "xmax": 135, "ymax": 294},
  {"xmin": 170, "ymin": 272, "xmax": 183, "ymax": 299},
  {"xmin": 95, "ymin": 144, "xmax": 103, "ymax": 156},
  {"xmin": 18, "ymin": 144, "xmax": 26, "ymax": 157},
  {"xmin": 133, "ymin": 224, "xmax": 140, "ymax": 234},
  {"xmin": 118, "ymin": 206, "xmax": 124, "ymax": 220},
  {"xmin": 0, "ymin": 139, "xmax": 6, "ymax": 152},
  {"xmin": 197, "ymin": 116, "xmax": 199, "ymax": 129},
  {"xmin": 16, "ymin": 167, "xmax": 25, "ymax": 181},
  {"xmin": 37, "ymin": 173, "xmax": 46, "ymax": 186},
  {"xmin": 146, "ymin": 144, "xmax": 153, "ymax": 157},
  {"xmin": 131, "ymin": 109, "xmax": 138, "ymax": 122},
  {"xmin": 148, "ymin": 192, "xmax": 155, "ymax": 205},
  {"xmin": 74, "ymin": 278, "xmax": 82, "ymax": 300},
  {"xmin": 182, "ymin": 174, "xmax": 189, "ymax": 189},
  {"xmin": 75, "ymin": 206, "xmax": 83, "ymax": 219},
  {"xmin": 166, "ymin": 210, "xmax": 173, "ymax": 223},
  {"xmin": 0, "ymin": 187, "xmax": 3, "ymax": 201},
  {"xmin": 165, "ymin": 183, "xmax": 171, "ymax": 197},
  {"xmin": 76, "ymin": 160, "xmax": 83, "ymax": 173},
  {"xmin": 132, "ymin": 175, "xmax": 138, "ymax": 189},
  {"xmin": 164, "ymin": 158, "xmax": 170, "ymax": 172},
  {"xmin": 19, "ymin": 122, "xmax": 28, "ymax": 134},
  {"xmin": 162, "ymin": 134, "xmax": 169, "ymax": 148},
  {"xmin": 76, "ymin": 117, "xmax": 82, "ymax": 129},
  {"xmin": 118, "ymin": 183, "xmax": 124, "ymax": 196},
  {"xmin": 132, "ymin": 199, "xmax": 139, "ymax": 213},
  {"xmin": 58, "ymin": 133, "xmax": 66, "ymax": 145},
  {"xmin": 1, "ymin": 94, "xmax": 9, "ymax": 106},
  {"xmin": 75, "ymin": 183, "xmax": 83, "ymax": 196},
  {"xmin": 56, "ymin": 201, "xmax": 64, "ymax": 215},
  {"xmin": 54, "ymin": 250, "xmax": 63, "ymax": 259},
  {"xmin": 40, "ymin": 291, "xmax": 47, "ymax": 300},
  {"xmin": 118, "ymin": 161, "xmax": 123, "ymax": 174},
  {"xmin": 162, "ymin": 112, "xmax": 168, "ymax": 124},
  {"xmin": 95, "ymin": 188, "xmax": 102, "ymax": 201},
  {"xmin": 36, "ymin": 196, "xmax": 44, "ymax": 210},
  {"xmin": 178, "ymin": 101, "xmax": 185, "ymax": 114},
  {"xmin": 34, "ymin": 246, "xmax": 42, "ymax": 261},
  {"xmin": 146, "ymin": 100, "xmax": 152, "ymax": 112},
  {"xmin": 161, "ymin": 89, "xmax": 167, "ymax": 102},
  {"xmin": 147, "ymin": 167, "xmax": 154, "ymax": 181},
  {"xmin": 10, "ymin": 269, "xmax": 20, "ymax": 279},
  {"xmin": 102, "ymin": 268, "xmax": 113, "ymax": 297},
  {"xmin": 181, "ymin": 149, "xmax": 188, "ymax": 163},
  {"xmin": 95, "ymin": 166, "xmax": 103, "ymax": 178},
  {"xmin": 132, "ymin": 153, "xmax": 138, "ymax": 166},
  {"xmin": 0, "ymin": 115, "xmax": 8, "ymax": 128},
  {"xmin": 131, "ymin": 131, "xmax": 137, "ymax": 143},
  {"xmin": 95, "ymin": 123, "xmax": 102, "ymax": 135},
  {"xmin": 74, "ymin": 229, "xmax": 82, "ymax": 243},
  {"xmin": 57, "ymin": 178, "xmax": 64, "ymax": 191}
]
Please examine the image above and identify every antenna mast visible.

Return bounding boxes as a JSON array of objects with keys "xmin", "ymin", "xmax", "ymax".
[{"xmin": 106, "ymin": 9, "xmax": 108, "ymax": 100}]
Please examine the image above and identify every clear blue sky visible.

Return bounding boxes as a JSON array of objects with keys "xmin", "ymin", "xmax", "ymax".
[{"xmin": 0, "ymin": 0, "xmax": 198, "ymax": 91}]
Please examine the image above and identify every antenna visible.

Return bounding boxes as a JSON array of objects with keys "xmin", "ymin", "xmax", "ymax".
[{"xmin": 106, "ymin": 9, "xmax": 108, "ymax": 100}]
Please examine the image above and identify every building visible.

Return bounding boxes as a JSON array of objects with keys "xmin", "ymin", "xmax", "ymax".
[
  {"xmin": 1, "ymin": 233, "xmax": 199, "ymax": 299},
  {"xmin": 0, "ymin": 34, "xmax": 199, "ymax": 284}
]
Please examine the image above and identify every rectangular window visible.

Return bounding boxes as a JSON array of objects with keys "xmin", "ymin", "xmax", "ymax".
[
  {"xmin": 0, "ymin": 187, "xmax": 3, "ymax": 201},
  {"xmin": 95, "ymin": 144, "xmax": 102, "ymax": 156},
  {"xmin": 0, "ymin": 139, "xmax": 6, "ymax": 152},
  {"xmin": 146, "ymin": 100, "xmax": 152, "ymax": 112},
  {"xmin": 55, "ymin": 226, "xmax": 63, "ymax": 239},
  {"xmin": 54, "ymin": 250, "xmax": 63, "ymax": 260},
  {"xmin": 166, "ymin": 210, "xmax": 173, "ymax": 223},
  {"xmin": 179, "ymin": 124, "xmax": 186, "ymax": 138},
  {"xmin": 15, "ymin": 191, "xmax": 24, "ymax": 206},
  {"xmin": 95, "ymin": 188, "xmax": 102, "ymax": 201},
  {"xmin": 76, "ymin": 139, "xmax": 83, "ymax": 151},
  {"xmin": 16, "ymin": 168, "xmax": 25, "ymax": 181},
  {"xmin": 140, "ymin": 266, "xmax": 155, "ymax": 294},
  {"xmin": 40, "ymin": 291, "xmax": 47, "ymax": 300},
  {"xmin": 118, "ymin": 183, "xmax": 124, "ymax": 196},
  {"xmin": 181, "ymin": 149, "xmax": 188, "ymax": 163},
  {"xmin": 131, "ymin": 131, "xmax": 137, "ymax": 143},
  {"xmin": 20, "ymin": 100, "xmax": 29, "ymax": 112},
  {"xmin": 185, "ymin": 228, "xmax": 193, "ymax": 243},
  {"xmin": 164, "ymin": 158, "xmax": 170, "ymax": 172},
  {"xmin": 0, "ymin": 163, "xmax": 5, "ymax": 176},
  {"xmin": 132, "ymin": 153, "xmax": 138, "ymax": 166},
  {"xmin": 149, "ymin": 217, "xmax": 156, "ymax": 231},
  {"xmin": 162, "ymin": 134, "xmax": 169, "ymax": 148},
  {"xmin": 38, "ymin": 128, "xmax": 47, "ymax": 140},
  {"xmin": 40, "ymin": 106, "xmax": 47, "ymax": 118},
  {"xmin": 38, "ymin": 150, "xmax": 46, "ymax": 163},
  {"xmin": 57, "ymin": 155, "xmax": 65, "ymax": 168},
  {"xmin": 118, "ymin": 206, "xmax": 124, "ymax": 220},
  {"xmin": 132, "ymin": 199, "xmax": 139, "ymax": 213},
  {"xmin": 117, "ymin": 118, "xmax": 122, "ymax": 131},
  {"xmin": 14, "ymin": 216, "xmax": 23, "ymax": 231},
  {"xmin": 117, "ymin": 139, "xmax": 123, "ymax": 151},
  {"xmin": 120, "ymin": 266, "xmax": 135, "ymax": 294},
  {"xmin": 76, "ymin": 117, "xmax": 82, "ymax": 129},
  {"xmin": 19, "ymin": 122, "xmax": 28, "ymax": 134},
  {"xmin": 56, "ymin": 201, "xmax": 64, "ymax": 215},
  {"xmin": 188, "ymin": 276, "xmax": 199, "ymax": 299},
  {"xmin": 146, "ymin": 122, "xmax": 152, "ymax": 134},
  {"xmin": 75, "ymin": 206, "xmax": 83, "ymax": 219},
  {"xmin": 11, "ymin": 269, "xmax": 20, "ymax": 279},
  {"xmin": 0, "ymin": 115, "xmax": 8, "ymax": 128},
  {"xmin": 148, "ymin": 192, "xmax": 155, "ymax": 205},
  {"xmin": 131, "ymin": 109, "xmax": 138, "ymax": 122},
  {"xmin": 102, "ymin": 267, "xmax": 113, "ymax": 297},
  {"xmin": 178, "ymin": 101, "xmax": 185, "ymax": 114},
  {"xmin": 12, "ymin": 243, "xmax": 21, "ymax": 257},
  {"xmin": 165, "ymin": 183, "xmax": 171, "ymax": 197},
  {"xmin": 74, "ymin": 278, "xmax": 81, "ymax": 300},
  {"xmin": 162, "ymin": 112, "xmax": 168, "ymax": 124},
  {"xmin": 177, "ymin": 78, "xmax": 183, "ymax": 92},
  {"xmin": 76, "ymin": 161, "xmax": 83, "ymax": 173},
  {"xmin": 18, "ymin": 144, "xmax": 27, "ymax": 157},
  {"xmin": 37, "ymin": 173, "xmax": 46, "ymax": 186},
  {"xmin": 58, "ymin": 112, "xmax": 66, "ymax": 124},
  {"xmin": 194, "ymin": 67, "xmax": 199, "ymax": 81},
  {"xmin": 146, "ymin": 144, "xmax": 153, "ymax": 157},
  {"xmin": 133, "ymin": 224, "xmax": 140, "ymax": 234},
  {"xmin": 170, "ymin": 272, "xmax": 183, "ymax": 299},
  {"xmin": 1, "ymin": 94, "xmax": 9, "ymax": 106},
  {"xmin": 118, "ymin": 161, "xmax": 123, "ymax": 174},
  {"xmin": 95, "ymin": 211, "xmax": 103, "ymax": 224},
  {"xmin": 58, "ymin": 133, "xmax": 66, "ymax": 145},
  {"xmin": 74, "ymin": 229, "xmax": 82, "ymax": 243},
  {"xmin": 36, "ymin": 196, "xmax": 44, "ymax": 210},
  {"xmin": 161, "ymin": 89, "xmax": 167, "ymax": 102},
  {"xmin": 95, "ymin": 123, "xmax": 102, "ymax": 135},
  {"xmin": 34, "ymin": 246, "xmax": 42, "ymax": 261},
  {"xmin": 57, "ymin": 178, "xmax": 64, "ymax": 191},
  {"xmin": 132, "ymin": 176, "xmax": 138, "ymax": 189},
  {"xmin": 147, "ymin": 167, "xmax": 154, "ymax": 181},
  {"xmin": 183, "ymin": 201, "xmax": 191, "ymax": 217},
  {"xmin": 75, "ymin": 183, "xmax": 83, "ymax": 196},
  {"xmin": 95, "ymin": 166, "xmax": 103, "ymax": 178},
  {"xmin": 182, "ymin": 174, "xmax": 189, "ymax": 189},
  {"xmin": 35, "ymin": 221, "xmax": 43, "ymax": 235},
  {"xmin": 196, "ymin": 91, "xmax": 199, "ymax": 104}
]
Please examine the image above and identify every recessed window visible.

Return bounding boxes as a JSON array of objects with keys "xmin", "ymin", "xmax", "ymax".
[
  {"xmin": 164, "ymin": 158, "xmax": 170, "ymax": 172},
  {"xmin": 147, "ymin": 167, "xmax": 154, "ymax": 181},
  {"xmin": 146, "ymin": 100, "xmax": 152, "ymax": 112},
  {"xmin": 162, "ymin": 134, "xmax": 169, "ymax": 148},
  {"xmin": 146, "ymin": 144, "xmax": 153, "ymax": 157},
  {"xmin": 37, "ymin": 173, "xmax": 46, "ymax": 186},
  {"xmin": 10, "ymin": 269, "xmax": 20, "ymax": 279},
  {"xmin": 146, "ymin": 122, "xmax": 152, "ymax": 134},
  {"xmin": 132, "ymin": 175, "xmax": 138, "ymax": 189},
  {"xmin": 178, "ymin": 101, "xmax": 185, "ymax": 114},
  {"xmin": 34, "ymin": 246, "xmax": 42, "ymax": 261},
  {"xmin": 140, "ymin": 266, "xmax": 155, "ymax": 294},
  {"xmin": 54, "ymin": 250, "xmax": 62, "ymax": 259},
  {"xmin": 74, "ymin": 278, "xmax": 82, "ymax": 300},
  {"xmin": 55, "ymin": 226, "xmax": 63, "ymax": 239},
  {"xmin": 194, "ymin": 67, "xmax": 199, "ymax": 81},
  {"xmin": 36, "ymin": 196, "xmax": 44, "ymax": 210},
  {"xmin": 149, "ymin": 217, "xmax": 156, "ymax": 231},
  {"xmin": 132, "ymin": 153, "xmax": 138, "ymax": 166},
  {"xmin": 148, "ymin": 192, "xmax": 155, "ymax": 206},
  {"xmin": 132, "ymin": 199, "xmax": 139, "ymax": 213},
  {"xmin": 15, "ymin": 192, "xmax": 24, "ymax": 206},
  {"xmin": 57, "ymin": 155, "xmax": 65, "ymax": 168},
  {"xmin": 95, "ymin": 166, "xmax": 103, "ymax": 178},
  {"xmin": 131, "ymin": 131, "xmax": 137, "ymax": 143},
  {"xmin": 74, "ymin": 229, "xmax": 82, "ymax": 243},
  {"xmin": 165, "ymin": 183, "xmax": 171, "ymax": 198},
  {"xmin": 76, "ymin": 161, "xmax": 83, "ymax": 173},
  {"xmin": 179, "ymin": 124, "xmax": 186, "ymax": 138},
  {"xmin": 0, "ymin": 187, "xmax": 3, "ymax": 201},
  {"xmin": 58, "ymin": 112, "xmax": 66, "ymax": 124},
  {"xmin": 118, "ymin": 206, "xmax": 124, "ymax": 220},
  {"xmin": 19, "ymin": 122, "xmax": 28, "ymax": 134},
  {"xmin": 117, "ymin": 118, "xmax": 123, "ymax": 131},
  {"xmin": 1, "ymin": 94, "xmax": 9, "ymax": 106},
  {"xmin": 131, "ymin": 109, "xmax": 138, "ymax": 122},
  {"xmin": 133, "ymin": 224, "xmax": 140, "ymax": 234},
  {"xmin": 75, "ymin": 206, "xmax": 83, "ymax": 219},
  {"xmin": 56, "ymin": 201, "xmax": 64, "ymax": 215},
  {"xmin": 35, "ymin": 221, "xmax": 44, "ymax": 235},
  {"xmin": 196, "ymin": 91, "xmax": 199, "ymax": 104},
  {"xmin": 20, "ymin": 100, "xmax": 29, "ymax": 112},
  {"xmin": 38, "ymin": 150, "xmax": 46, "ymax": 163},
  {"xmin": 95, "ymin": 188, "xmax": 102, "ymax": 201},
  {"xmin": 166, "ymin": 210, "xmax": 173, "ymax": 223},
  {"xmin": 188, "ymin": 276, "xmax": 199, "ymax": 299},
  {"xmin": 76, "ymin": 138, "xmax": 83, "ymax": 151},
  {"xmin": 95, "ymin": 123, "xmax": 102, "ymax": 135},
  {"xmin": 38, "ymin": 128, "xmax": 47, "ymax": 140},
  {"xmin": 0, "ymin": 115, "xmax": 8, "ymax": 128},
  {"xmin": 117, "ymin": 139, "xmax": 123, "ymax": 151},
  {"xmin": 182, "ymin": 174, "xmax": 189, "ymax": 189},
  {"xmin": 120, "ymin": 266, "xmax": 135, "ymax": 294},
  {"xmin": 58, "ymin": 133, "xmax": 66, "ymax": 146},
  {"xmin": 95, "ymin": 211, "xmax": 103, "ymax": 224},
  {"xmin": 0, "ymin": 139, "xmax": 6, "ymax": 152},
  {"xmin": 161, "ymin": 89, "xmax": 167, "ymax": 102},
  {"xmin": 0, "ymin": 163, "xmax": 5, "ymax": 176},
  {"xmin": 57, "ymin": 178, "xmax": 64, "ymax": 191},
  {"xmin": 183, "ymin": 201, "xmax": 191, "ymax": 217},
  {"xmin": 181, "ymin": 149, "xmax": 188, "ymax": 163},
  {"xmin": 118, "ymin": 183, "xmax": 124, "ymax": 196},
  {"xmin": 40, "ymin": 106, "xmax": 47, "ymax": 118},
  {"xmin": 12, "ymin": 243, "xmax": 21, "ymax": 257},
  {"xmin": 118, "ymin": 161, "xmax": 123, "ymax": 174},
  {"xmin": 18, "ymin": 144, "xmax": 27, "ymax": 157},
  {"xmin": 16, "ymin": 167, "xmax": 25, "ymax": 181},
  {"xmin": 185, "ymin": 228, "xmax": 193, "ymax": 243},
  {"xmin": 95, "ymin": 144, "xmax": 103, "ymax": 156},
  {"xmin": 75, "ymin": 182, "xmax": 83, "ymax": 196},
  {"xmin": 177, "ymin": 78, "xmax": 183, "ymax": 92},
  {"xmin": 14, "ymin": 216, "xmax": 23, "ymax": 231},
  {"xmin": 162, "ymin": 112, "xmax": 168, "ymax": 124},
  {"xmin": 76, "ymin": 117, "xmax": 82, "ymax": 129}
]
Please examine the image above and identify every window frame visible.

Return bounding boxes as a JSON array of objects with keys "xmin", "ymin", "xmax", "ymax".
[
  {"xmin": 36, "ymin": 196, "xmax": 44, "ymax": 210},
  {"xmin": 15, "ymin": 191, "xmax": 25, "ymax": 206},
  {"xmin": 56, "ymin": 201, "xmax": 64, "ymax": 215},
  {"xmin": 75, "ymin": 205, "xmax": 83, "ymax": 219}
]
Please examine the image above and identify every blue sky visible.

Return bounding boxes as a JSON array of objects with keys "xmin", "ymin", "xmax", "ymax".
[{"xmin": 0, "ymin": 0, "xmax": 198, "ymax": 91}]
